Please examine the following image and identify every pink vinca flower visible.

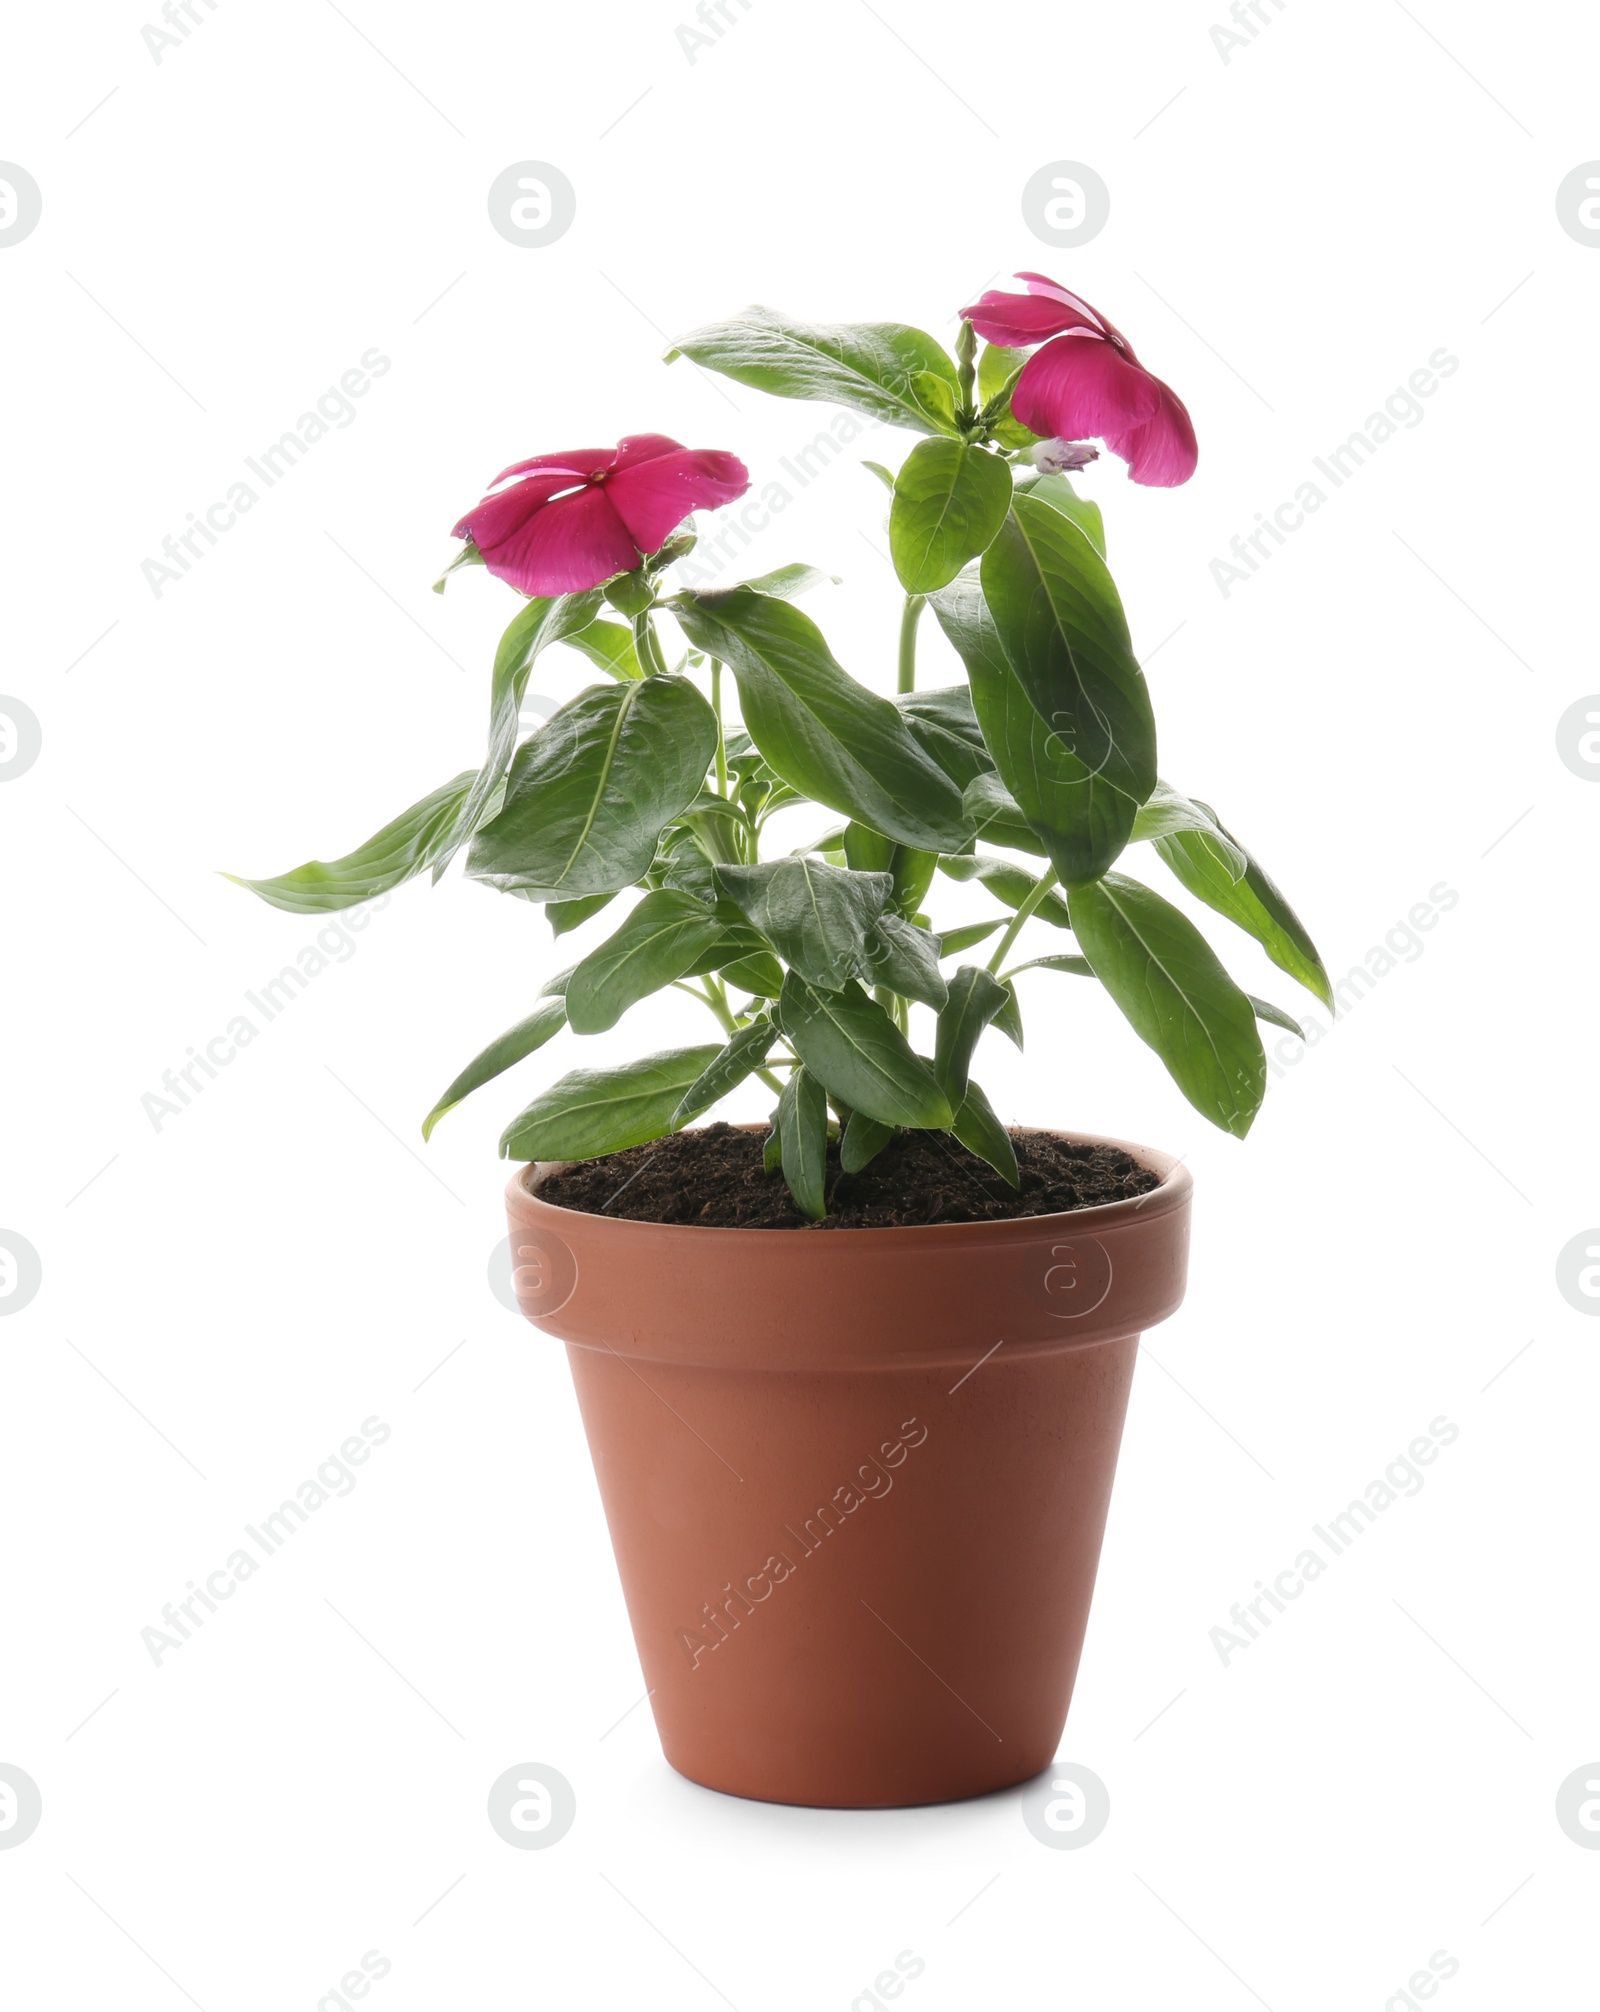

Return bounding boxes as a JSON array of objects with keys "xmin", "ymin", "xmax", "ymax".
[
  {"xmin": 452, "ymin": 433, "xmax": 750, "ymax": 595},
  {"xmin": 961, "ymin": 274, "xmax": 1198, "ymax": 487}
]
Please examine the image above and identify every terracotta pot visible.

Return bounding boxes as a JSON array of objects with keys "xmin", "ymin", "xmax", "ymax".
[{"xmin": 504, "ymin": 1129, "xmax": 1192, "ymax": 1808}]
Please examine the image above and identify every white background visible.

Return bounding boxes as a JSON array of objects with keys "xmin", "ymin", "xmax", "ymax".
[{"xmin": 2, "ymin": 0, "xmax": 1597, "ymax": 2005}]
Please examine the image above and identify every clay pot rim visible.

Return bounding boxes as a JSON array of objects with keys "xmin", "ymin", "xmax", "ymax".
[{"xmin": 513, "ymin": 1125, "xmax": 1191, "ymax": 1246}]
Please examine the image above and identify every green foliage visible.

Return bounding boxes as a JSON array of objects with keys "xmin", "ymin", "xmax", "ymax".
[
  {"xmin": 779, "ymin": 974, "xmax": 951, "ymax": 1129},
  {"xmin": 465, "ymin": 677, "xmax": 717, "ymax": 901},
  {"xmin": 236, "ymin": 279, "xmax": 1327, "ymax": 1181},
  {"xmin": 672, "ymin": 586, "xmax": 969, "ymax": 852},
  {"xmin": 1068, "ymin": 873, "xmax": 1267, "ymax": 1137},
  {"xmin": 672, "ymin": 1016, "xmax": 779, "ymax": 1128},
  {"xmin": 777, "ymin": 1065, "xmax": 829, "ymax": 1219},
  {"xmin": 931, "ymin": 569, "xmax": 1139, "ymax": 882},
  {"xmin": 227, "ymin": 770, "xmax": 477, "ymax": 914},
  {"xmin": 422, "ymin": 971, "xmax": 571, "ymax": 1141},
  {"xmin": 716, "ymin": 856, "xmax": 894, "ymax": 991},
  {"xmin": 500, "ymin": 1046, "xmax": 724, "ymax": 1160},
  {"xmin": 667, "ymin": 306, "xmax": 964, "ymax": 436},
  {"xmin": 565, "ymin": 890, "xmax": 728, "ymax": 1034},
  {"xmin": 978, "ymin": 496, "xmax": 1156, "ymax": 827},
  {"xmin": 950, "ymin": 1080, "xmax": 1020, "ymax": 1184},
  {"xmin": 935, "ymin": 965, "xmax": 1010, "ymax": 1108},
  {"xmin": 889, "ymin": 438, "xmax": 1013, "ymax": 594}
]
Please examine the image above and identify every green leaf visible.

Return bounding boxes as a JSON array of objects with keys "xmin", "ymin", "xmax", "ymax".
[
  {"xmin": 977, "ymin": 341, "xmax": 1025, "ymax": 411},
  {"xmin": 651, "ymin": 824, "xmax": 723, "ymax": 905},
  {"xmin": 976, "ymin": 343, "xmax": 1038, "ymax": 449},
  {"xmin": 677, "ymin": 796, "xmax": 754, "ymax": 867},
  {"xmin": 961, "ymin": 773, "xmax": 1046, "ymax": 855},
  {"xmin": 672, "ymin": 587, "xmax": 969, "ymax": 852},
  {"xmin": 672, "ymin": 1015, "xmax": 779, "ymax": 1126},
  {"xmin": 432, "ymin": 540, "xmax": 485, "ymax": 593},
  {"xmin": 951, "ymin": 1080, "xmax": 1020, "ymax": 1185},
  {"xmin": 843, "ymin": 823, "xmax": 896, "ymax": 873},
  {"xmin": 763, "ymin": 1121, "xmax": 783, "ymax": 1173},
  {"xmin": 716, "ymin": 856, "xmax": 894, "ymax": 991},
  {"xmin": 1068, "ymin": 872, "xmax": 1266, "ymax": 1138},
  {"xmin": 1131, "ymin": 783, "xmax": 1247, "ymax": 877},
  {"xmin": 979, "ymin": 494, "xmax": 1156, "ymax": 807},
  {"xmin": 912, "ymin": 371, "xmax": 958, "ymax": 428},
  {"xmin": 777, "ymin": 1065, "xmax": 829, "ymax": 1220},
  {"xmin": 1154, "ymin": 815, "xmax": 1333, "ymax": 1011},
  {"xmin": 937, "ymin": 853, "xmax": 1074, "ymax": 928},
  {"xmin": 546, "ymin": 890, "xmax": 618, "ymax": 937},
  {"xmin": 499, "ymin": 1044, "xmax": 723, "ymax": 1161},
  {"xmin": 565, "ymin": 890, "xmax": 728, "ymax": 1034},
  {"xmin": 466, "ymin": 675, "xmax": 718, "ymax": 901},
  {"xmin": 938, "ymin": 917, "xmax": 1006, "ymax": 956},
  {"xmin": 895, "ymin": 685, "xmax": 995, "ymax": 791},
  {"xmin": 666, "ymin": 306, "xmax": 963, "ymax": 436},
  {"xmin": 1006, "ymin": 951, "xmax": 1094, "ymax": 979},
  {"xmin": 862, "ymin": 460, "xmax": 896, "ymax": 494},
  {"xmin": 717, "ymin": 947, "xmax": 785, "ymax": 999},
  {"xmin": 735, "ymin": 563, "xmax": 839, "ymax": 600},
  {"xmin": 778, "ymin": 974, "xmax": 951, "ymax": 1128},
  {"xmin": 433, "ymin": 590, "xmax": 604, "ymax": 878},
  {"xmin": 421, "ymin": 977, "xmax": 571, "ymax": 1141},
  {"xmin": 890, "ymin": 845, "xmax": 937, "ymax": 919},
  {"xmin": 866, "ymin": 912, "xmax": 948, "ymax": 1010},
  {"xmin": 889, "ymin": 437, "xmax": 1013, "ymax": 595},
  {"xmin": 994, "ymin": 979, "xmax": 1024, "ymax": 1050},
  {"xmin": 930, "ymin": 568, "xmax": 1138, "ymax": 883},
  {"xmin": 562, "ymin": 617, "xmax": 643, "ymax": 681},
  {"xmin": 840, "ymin": 1109, "xmax": 895, "ymax": 1172},
  {"xmin": 1013, "ymin": 471, "xmax": 1106, "ymax": 560},
  {"xmin": 935, "ymin": 965, "xmax": 1009, "ymax": 1107},
  {"xmin": 680, "ymin": 929, "xmax": 764, "ymax": 978},
  {"xmin": 1249, "ymin": 995, "xmax": 1306, "ymax": 1039},
  {"xmin": 227, "ymin": 769, "xmax": 476, "ymax": 915}
]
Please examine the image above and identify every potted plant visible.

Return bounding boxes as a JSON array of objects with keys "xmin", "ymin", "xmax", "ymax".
[{"xmin": 234, "ymin": 273, "xmax": 1329, "ymax": 1808}]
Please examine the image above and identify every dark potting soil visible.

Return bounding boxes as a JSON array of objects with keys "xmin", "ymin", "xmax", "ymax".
[{"xmin": 536, "ymin": 1122, "xmax": 1161, "ymax": 1229}]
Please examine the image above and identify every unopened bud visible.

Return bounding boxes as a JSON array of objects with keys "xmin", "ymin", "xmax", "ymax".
[{"xmin": 1029, "ymin": 439, "xmax": 1100, "ymax": 473}]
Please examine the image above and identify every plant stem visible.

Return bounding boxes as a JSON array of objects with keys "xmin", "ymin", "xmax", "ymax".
[
  {"xmin": 897, "ymin": 595, "xmax": 925, "ymax": 694},
  {"xmin": 710, "ymin": 657, "xmax": 728, "ymax": 796},
  {"xmin": 673, "ymin": 980, "xmax": 737, "ymax": 1035},
  {"xmin": 671, "ymin": 979, "xmax": 787, "ymax": 1094},
  {"xmin": 874, "ymin": 984, "xmax": 910, "ymax": 1036},
  {"xmin": 632, "ymin": 610, "xmax": 671, "ymax": 679},
  {"xmin": 986, "ymin": 868, "xmax": 1060, "ymax": 974}
]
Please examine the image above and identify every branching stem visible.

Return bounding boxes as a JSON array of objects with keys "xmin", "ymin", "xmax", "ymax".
[{"xmin": 985, "ymin": 868, "xmax": 1060, "ymax": 974}]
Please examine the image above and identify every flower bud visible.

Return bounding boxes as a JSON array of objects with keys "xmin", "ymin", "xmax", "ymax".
[{"xmin": 1029, "ymin": 439, "xmax": 1100, "ymax": 473}]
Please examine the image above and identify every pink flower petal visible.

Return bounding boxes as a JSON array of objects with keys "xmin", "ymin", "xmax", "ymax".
[
  {"xmin": 452, "ymin": 470, "xmax": 581, "ymax": 547},
  {"xmin": 1016, "ymin": 273, "xmax": 1138, "ymax": 358},
  {"xmin": 1014, "ymin": 272, "xmax": 1108, "ymax": 333},
  {"xmin": 961, "ymin": 286, "xmax": 1098, "ymax": 350},
  {"xmin": 486, "ymin": 446, "xmax": 615, "ymax": 490},
  {"xmin": 1012, "ymin": 336, "xmax": 1197, "ymax": 487},
  {"xmin": 608, "ymin": 433, "xmax": 694, "ymax": 472},
  {"xmin": 476, "ymin": 484, "xmax": 641, "ymax": 596},
  {"xmin": 1106, "ymin": 380, "xmax": 1198, "ymax": 487},
  {"xmin": 605, "ymin": 446, "xmax": 750, "ymax": 553},
  {"xmin": 1011, "ymin": 333, "xmax": 1162, "ymax": 444}
]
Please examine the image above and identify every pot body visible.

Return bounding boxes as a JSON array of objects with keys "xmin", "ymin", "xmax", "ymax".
[{"xmin": 505, "ymin": 1134, "xmax": 1191, "ymax": 1808}]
